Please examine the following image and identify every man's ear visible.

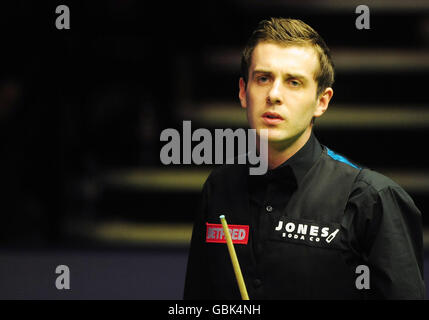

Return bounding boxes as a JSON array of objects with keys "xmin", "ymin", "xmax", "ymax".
[
  {"xmin": 238, "ymin": 77, "xmax": 247, "ymax": 109},
  {"xmin": 314, "ymin": 87, "xmax": 333, "ymax": 118}
]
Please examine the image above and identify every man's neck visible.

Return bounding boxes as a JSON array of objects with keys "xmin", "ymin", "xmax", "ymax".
[{"xmin": 265, "ymin": 127, "xmax": 313, "ymax": 170}]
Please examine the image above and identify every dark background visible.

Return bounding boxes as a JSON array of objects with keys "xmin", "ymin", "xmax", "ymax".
[{"xmin": 0, "ymin": 0, "xmax": 428, "ymax": 299}]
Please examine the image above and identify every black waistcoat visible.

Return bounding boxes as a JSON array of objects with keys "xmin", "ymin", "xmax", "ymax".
[{"xmin": 203, "ymin": 146, "xmax": 366, "ymax": 299}]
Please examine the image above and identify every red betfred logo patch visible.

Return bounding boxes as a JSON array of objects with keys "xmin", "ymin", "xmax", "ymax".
[{"xmin": 205, "ymin": 223, "xmax": 249, "ymax": 244}]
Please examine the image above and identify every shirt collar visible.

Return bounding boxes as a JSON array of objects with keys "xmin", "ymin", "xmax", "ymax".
[
  {"xmin": 275, "ymin": 131, "xmax": 322, "ymax": 186},
  {"xmin": 248, "ymin": 132, "xmax": 322, "ymax": 187}
]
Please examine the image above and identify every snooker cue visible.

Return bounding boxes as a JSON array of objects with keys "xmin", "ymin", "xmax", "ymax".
[{"xmin": 219, "ymin": 215, "xmax": 250, "ymax": 300}]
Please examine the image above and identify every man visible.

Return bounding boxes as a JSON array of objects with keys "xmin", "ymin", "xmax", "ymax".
[{"xmin": 183, "ymin": 18, "xmax": 425, "ymax": 299}]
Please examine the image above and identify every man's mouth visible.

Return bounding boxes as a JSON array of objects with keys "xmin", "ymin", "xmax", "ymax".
[{"xmin": 262, "ymin": 112, "xmax": 284, "ymax": 124}]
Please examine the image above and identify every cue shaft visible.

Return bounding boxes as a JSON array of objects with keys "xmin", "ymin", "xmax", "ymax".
[{"xmin": 219, "ymin": 215, "xmax": 250, "ymax": 300}]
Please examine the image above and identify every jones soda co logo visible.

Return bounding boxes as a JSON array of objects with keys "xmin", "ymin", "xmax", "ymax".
[{"xmin": 274, "ymin": 219, "xmax": 340, "ymax": 245}]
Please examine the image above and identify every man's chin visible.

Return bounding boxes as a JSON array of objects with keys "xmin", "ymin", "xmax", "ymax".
[
  {"xmin": 266, "ymin": 128, "xmax": 312, "ymax": 149},
  {"xmin": 253, "ymin": 128, "xmax": 285, "ymax": 141},
  {"xmin": 267, "ymin": 136, "xmax": 291, "ymax": 145},
  {"xmin": 266, "ymin": 130, "xmax": 290, "ymax": 143}
]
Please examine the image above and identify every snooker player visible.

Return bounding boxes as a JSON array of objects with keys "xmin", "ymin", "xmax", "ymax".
[{"xmin": 183, "ymin": 17, "xmax": 425, "ymax": 299}]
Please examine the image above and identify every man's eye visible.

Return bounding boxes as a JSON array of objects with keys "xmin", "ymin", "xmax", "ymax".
[
  {"xmin": 289, "ymin": 79, "xmax": 301, "ymax": 87},
  {"xmin": 257, "ymin": 76, "xmax": 269, "ymax": 83}
]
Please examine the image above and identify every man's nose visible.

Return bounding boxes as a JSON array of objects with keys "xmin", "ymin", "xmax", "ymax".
[{"xmin": 267, "ymin": 80, "xmax": 282, "ymax": 105}]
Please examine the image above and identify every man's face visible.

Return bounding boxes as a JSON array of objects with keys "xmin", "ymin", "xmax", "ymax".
[{"xmin": 239, "ymin": 42, "xmax": 332, "ymax": 146}]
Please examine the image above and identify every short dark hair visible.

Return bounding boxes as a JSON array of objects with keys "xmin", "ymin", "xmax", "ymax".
[{"xmin": 241, "ymin": 17, "xmax": 335, "ymax": 97}]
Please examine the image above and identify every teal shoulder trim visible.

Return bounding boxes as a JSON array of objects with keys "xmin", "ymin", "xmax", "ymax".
[{"xmin": 326, "ymin": 147, "xmax": 361, "ymax": 170}]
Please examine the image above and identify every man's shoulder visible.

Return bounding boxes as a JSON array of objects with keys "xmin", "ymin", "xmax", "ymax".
[
  {"xmin": 322, "ymin": 145, "xmax": 406, "ymax": 195},
  {"xmin": 350, "ymin": 167, "xmax": 421, "ymax": 219},
  {"xmin": 356, "ymin": 168, "xmax": 403, "ymax": 193}
]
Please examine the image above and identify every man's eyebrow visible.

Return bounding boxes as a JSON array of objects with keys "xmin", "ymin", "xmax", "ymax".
[
  {"xmin": 252, "ymin": 69, "xmax": 272, "ymax": 76},
  {"xmin": 252, "ymin": 70, "xmax": 308, "ymax": 81},
  {"xmin": 285, "ymin": 73, "xmax": 308, "ymax": 80}
]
